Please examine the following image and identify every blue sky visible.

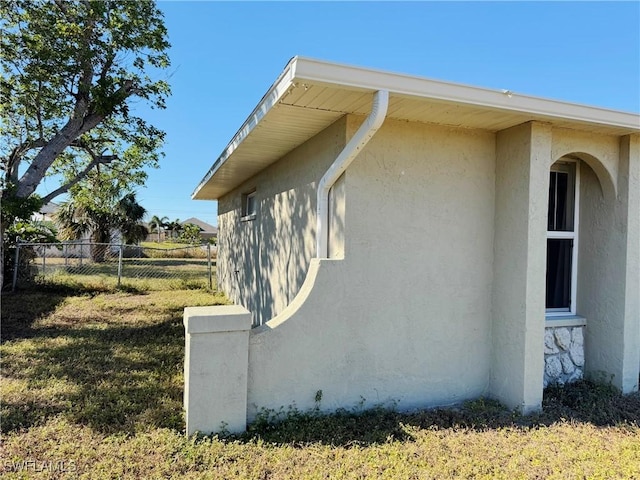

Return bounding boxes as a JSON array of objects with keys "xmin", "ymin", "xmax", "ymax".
[{"xmin": 55, "ymin": 1, "xmax": 640, "ymax": 227}]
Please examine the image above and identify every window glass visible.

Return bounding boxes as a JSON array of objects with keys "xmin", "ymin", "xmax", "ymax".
[
  {"xmin": 246, "ymin": 192, "xmax": 256, "ymax": 216},
  {"xmin": 242, "ymin": 190, "xmax": 257, "ymax": 219},
  {"xmin": 546, "ymin": 239, "xmax": 572, "ymax": 310},
  {"xmin": 546, "ymin": 160, "xmax": 578, "ymax": 315},
  {"xmin": 548, "ymin": 163, "xmax": 575, "ymax": 231}
]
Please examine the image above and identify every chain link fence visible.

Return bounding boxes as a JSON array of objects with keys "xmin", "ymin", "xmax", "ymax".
[{"xmin": 11, "ymin": 241, "xmax": 216, "ymax": 291}]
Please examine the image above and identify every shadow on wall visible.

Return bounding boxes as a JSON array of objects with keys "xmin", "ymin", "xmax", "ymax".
[
  {"xmin": 258, "ymin": 186, "xmax": 315, "ymax": 324},
  {"xmin": 216, "ymin": 117, "xmax": 350, "ymax": 326},
  {"xmin": 219, "ymin": 184, "xmax": 317, "ymax": 326}
]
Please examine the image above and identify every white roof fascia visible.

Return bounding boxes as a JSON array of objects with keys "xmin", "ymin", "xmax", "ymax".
[
  {"xmin": 293, "ymin": 57, "xmax": 640, "ymax": 131},
  {"xmin": 192, "ymin": 57, "xmax": 300, "ymax": 199},
  {"xmin": 193, "ymin": 56, "xmax": 639, "ymax": 200}
]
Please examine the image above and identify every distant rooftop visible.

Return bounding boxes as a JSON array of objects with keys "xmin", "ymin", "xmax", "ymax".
[{"xmin": 181, "ymin": 217, "xmax": 218, "ymax": 234}]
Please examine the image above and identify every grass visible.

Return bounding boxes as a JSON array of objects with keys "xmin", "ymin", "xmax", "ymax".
[
  {"xmin": 26, "ymin": 256, "xmax": 215, "ymax": 291},
  {"xmin": 2, "ymin": 280, "xmax": 640, "ymax": 478},
  {"xmin": 139, "ymin": 242, "xmax": 212, "ymax": 259},
  {"xmin": 140, "ymin": 241, "xmax": 192, "ymax": 249}
]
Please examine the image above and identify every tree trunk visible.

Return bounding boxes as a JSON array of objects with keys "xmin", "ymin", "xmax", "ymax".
[
  {"xmin": 90, "ymin": 229, "xmax": 110, "ymax": 263},
  {"xmin": 15, "ymin": 112, "xmax": 104, "ymax": 200},
  {"xmin": 0, "ymin": 219, "xmax": 6, "ymax": 291}
]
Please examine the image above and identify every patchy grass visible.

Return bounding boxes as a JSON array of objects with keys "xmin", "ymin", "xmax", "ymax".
[
  {"xmin": 23, "ymin": 257, "xmax": 215, "ymax": 292},
  {"xmin": 1, "ymin": 287, "xmax": 228, "ymax": 434},
  {"xmin": 1, "ymin": 284, "xmax": 639, "ymax": 479},
  {"xmin": 140, "ymin": 241, "xmax": 190, "ymax": 249},
  {"xmin": 139, "ymin": 242, "xmax": 210, "ymax": 259}
]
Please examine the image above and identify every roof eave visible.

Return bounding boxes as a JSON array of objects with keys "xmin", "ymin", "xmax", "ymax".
[
  {"xmin": 191, "ymin": 56, "xmax": 301, "ymax": 200},
  {"xmin": 193, "ymin": 57, "xmax": 640, "ymax": 201},
  {"xmin": 292, "ymin": 57, "xmax": 639, "ymax": 130}
]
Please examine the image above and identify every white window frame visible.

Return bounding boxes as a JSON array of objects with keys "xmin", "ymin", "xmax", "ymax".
[
  {"xmin": 241, "ymin": 190, "xmax": 257, "ymax": 222},
  {"xmin": 546, "ymin": 159, "xmax": 580, "ymax": 317}
]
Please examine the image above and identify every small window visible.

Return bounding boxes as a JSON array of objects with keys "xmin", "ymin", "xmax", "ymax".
[
  {"xmin": 546, "ymin": 161, "xmax": 578, "ymax": 314},
  {"xmin": 241, "ymin": 190, "xmax": 257, "ymax": 221}
]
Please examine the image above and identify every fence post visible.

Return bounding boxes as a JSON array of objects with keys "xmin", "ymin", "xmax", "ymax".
[
  {"xmin": 117, "ymin": 244, "xmax": 124, "ymax": 287},
  {"xmin": 42, "ymin": 245, "xmax": 46, "ymax": 277},
  {"xmin": 79, "ymin": 243, "xmax": 83, "ymax": 266},
  {"xmin": 12, "ymin": 240, "xmax": 21, "ymax": 292},
  {"xmin": 207, "ymin": 243, "xmax": 213, "ymax": 289},
  {"xmin": 64, "ymin": 242, "xmax": 68, "ymax": 267}
]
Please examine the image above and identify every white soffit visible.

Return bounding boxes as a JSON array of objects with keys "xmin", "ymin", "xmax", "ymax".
[{"xmin": 193, "ymin": 57, "xmax": 640, "ymax": 200}]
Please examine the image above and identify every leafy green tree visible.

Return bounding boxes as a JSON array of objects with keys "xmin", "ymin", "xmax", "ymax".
[
  {"xmin": 3, "ymin": 220, "xmax": 58, "ymax": 287},
  {"xmin": 0, "ymin": 0, "xmax": 170, "ymax": 285},
  {"xmin": 179, "ymin": 223, "xmax": 202, "ymax": 245}
]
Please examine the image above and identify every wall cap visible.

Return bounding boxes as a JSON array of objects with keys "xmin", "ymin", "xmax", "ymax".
[{"xmin": 184, "ymin": 305, "xmax": 252, "ymax": 334}]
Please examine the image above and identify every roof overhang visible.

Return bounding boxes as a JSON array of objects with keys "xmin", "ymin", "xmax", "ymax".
[{"xmin": 193, "ymin": 56, "xmax": 640, "ymax": 200}]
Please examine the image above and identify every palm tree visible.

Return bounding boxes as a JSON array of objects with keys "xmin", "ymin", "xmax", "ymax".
[
  {"xmin": 167, "ymin": 218, "xmax": 182, "ymax": 240},
  {"xmin": 116, "ymin": 193, "xmax": 149, "ymax": 244},
  {"xmin": 55, "ymin": 193, "xmax": 148, "ymax": 262},
  {"xmin": 149, "ymin": 215, "xmax": 168, "ymax": 242}
]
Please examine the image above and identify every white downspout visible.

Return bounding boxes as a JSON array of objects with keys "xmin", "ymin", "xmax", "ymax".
[{"xmin": 316, "ymin": 89, "xmax": 389, "ymax": 258}]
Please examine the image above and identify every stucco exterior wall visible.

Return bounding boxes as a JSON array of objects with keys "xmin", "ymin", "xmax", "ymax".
[
  {"xmin": 551, "ymin": 128, "xmax": 619, "ymax": 198},
  {"xmin": 573, "ymin": 135, "xmax": 640, "ymax": 390},
  {"xmin": 491, "ymin": 122, "xmax": 550, "ymax": 413},
  {"xmin": 193, "ymin": 116, "xmax": 639, "ymax": 435},
  {"xmin": 545, "ymin": 131, "xmax": 639, "ymax": 392},
  {"xmin": 246, "ymin": 117, "xmax": 496, "ymax": 418},
  {"xmin": 217, "ymin": 117, "xmax": 348, "ymax": 325}
]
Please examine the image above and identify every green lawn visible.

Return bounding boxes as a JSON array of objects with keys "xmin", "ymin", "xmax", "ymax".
[{"xmin": 1, "ymin": 282, "xmax": 639, "ymax": 479}]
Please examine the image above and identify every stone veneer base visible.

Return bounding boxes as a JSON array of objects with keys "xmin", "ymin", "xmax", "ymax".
[{"xmin": 544, "ymin": 326, "xmax": 585, "ymax": 387}]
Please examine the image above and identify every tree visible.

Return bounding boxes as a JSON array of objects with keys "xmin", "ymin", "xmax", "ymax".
[
  {"xmin": 149, "ymin": 214, "xmax": 168, "ymax": 243},
  {"xmin": 179, "ymin": 223, "xmax": 202, "ymax": 245},
  {"xmin": 167, "ymin": 218, "xmax": 182, "ymax": 240},
  {"xmin": 3, "ymin": 219, "xmax": 58, "ymax": 287},
  {"xmin": 54, "ymin": 169, "xmax": 149, "ymax": 262},
  {"xmin": 0, "ymin": 0, "xmax": 170, "ymax": 286},
  {"xmin": 117, "ymin": 193, "xmax": 149, "ymax": 245}
]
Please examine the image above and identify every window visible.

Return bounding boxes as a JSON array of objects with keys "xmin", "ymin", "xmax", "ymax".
[
  {"xmin": 546, "ymin": 160, "xmax": 579, "ymax": 315},
  {"xmin": 241, "ymin": 190, "xmax": 257, "ymax": 221}
]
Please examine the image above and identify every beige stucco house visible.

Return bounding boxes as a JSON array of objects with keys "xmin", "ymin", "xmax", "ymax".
[{"xmin": 184, "ymin": 57, "xmax": 640, "ymax": 435}]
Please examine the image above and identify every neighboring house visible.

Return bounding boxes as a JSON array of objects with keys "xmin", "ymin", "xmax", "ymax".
[
  {"xmin": 184, "ymin": 57, "xmax": 640, "ymax": 435},
  {"xmin": 181, "ymin": 217, "xmax": 218, "ymax": 242},
  {"xmin": 31, "ymin": 201, "xmax": 59, "ymax": 223}
]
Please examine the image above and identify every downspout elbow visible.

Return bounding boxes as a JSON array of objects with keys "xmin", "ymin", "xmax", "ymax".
[{"xmin": 316, "ymin": 89, "xmax": 389, "ymax": 258}]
